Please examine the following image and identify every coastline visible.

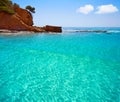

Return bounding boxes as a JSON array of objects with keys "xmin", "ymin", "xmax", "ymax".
[
  {"xmin": 0, "ymin": 25, "xmax": 62, "ymax": 35},
  {"xmin": 0, "ymin": 29, "xmax": 36, "ymax": 35},
  {"xmin": 1, "ymin": 27, "xmax": 120, "ymax": 35}
]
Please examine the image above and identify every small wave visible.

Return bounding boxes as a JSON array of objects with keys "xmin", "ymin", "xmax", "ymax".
[{"xmin": 107, "ymin": 30, "xmax": 120, "ymax": 33}]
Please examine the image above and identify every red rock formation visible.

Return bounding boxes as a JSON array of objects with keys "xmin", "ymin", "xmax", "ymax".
[
  {"xmin": 0, "ymin": 7, "xmax": 62, "ymax": 33},
  {"xmin": 14, "ymin": 7, "xmax": 33, "ymax": 26},
  {"xmin": 0, "ymin": 12, "xmax": 27, "ymax": 30},
  {"xmin": 0, "ymin": 7, "xmax": 44, "ymax": 32},
  {"xmin": 43, "ymin": 25, "xmax": 62, "ymax": 33}
]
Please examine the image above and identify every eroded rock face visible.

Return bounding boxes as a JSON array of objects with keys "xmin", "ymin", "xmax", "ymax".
[
  {"xmin": 0, "ymin": 12, "xmax": 28, "ymax": 30},
  {"xmin": 14, "ymin": 7, "xmax": 33, "ymax": 26},
  {"xmin": 0, "ymin": 7, "xmax": 44, "ymax": 32}
]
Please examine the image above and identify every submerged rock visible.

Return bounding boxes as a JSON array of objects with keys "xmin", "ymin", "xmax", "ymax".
[{"xmin": 75, "ymin": 30, "xmax": 107, "ymax": 33}]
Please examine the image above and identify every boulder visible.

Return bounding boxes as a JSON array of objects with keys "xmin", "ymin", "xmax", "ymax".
[{"xmin": 43, "ymin": 25, "xmax": 62, "ymax": 33}]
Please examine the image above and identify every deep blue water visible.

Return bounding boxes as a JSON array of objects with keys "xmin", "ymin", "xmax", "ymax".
[{"xmin": 0, "ymin": 27, "xmax": 120, "ymax": 102}]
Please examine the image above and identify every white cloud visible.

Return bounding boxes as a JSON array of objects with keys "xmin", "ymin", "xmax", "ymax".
[
  {"xmin": 77, "ymin": 4, "xmax": 94, "ymax": 14},
  {"xmin": 96, "ymin": 4, "xmax": 118, "ymax": 14}
]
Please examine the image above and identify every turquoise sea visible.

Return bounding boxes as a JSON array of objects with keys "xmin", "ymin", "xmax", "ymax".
[{"xmin": 0, "ymin": 27, "xmax": 120, "ymax": 102}]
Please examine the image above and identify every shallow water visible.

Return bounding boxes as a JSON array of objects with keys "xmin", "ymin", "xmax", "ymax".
[{"xmin": 0, "ymin": 28, "xmax": 120, "ymax": 102}]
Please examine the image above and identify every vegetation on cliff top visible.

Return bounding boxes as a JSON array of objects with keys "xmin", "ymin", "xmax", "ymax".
[
  {"xmin": 0, "ymin": 0, "xmax": 35, "ymax": 14},
  {"xmin": 0, "ymin": 0, "xmax": 15, "ymax": 14},
  {"xmin": 25, "ymin": 5, "xmax": 35, "ymax": 13}
]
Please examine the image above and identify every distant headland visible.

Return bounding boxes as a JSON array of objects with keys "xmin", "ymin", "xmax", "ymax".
[{"xmin": 0, "ymin": 0, "xmax": 62, "ymax": 34}]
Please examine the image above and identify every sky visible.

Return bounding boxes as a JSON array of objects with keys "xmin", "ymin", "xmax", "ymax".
[{"xmin": 12, "ymin": 0, "xmax": 120, "ymax": 27}]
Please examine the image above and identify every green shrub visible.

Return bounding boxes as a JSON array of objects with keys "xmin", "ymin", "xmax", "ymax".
[
  {"xmin": 0, "ymin": 0, "xmax": 15, "ymax": 14},
  {"xmin": 25, "ymin": 5, "xmax": 35, "ymax": 13},
  {"xmin": 0, "ymin": 6, "xmax": 14, "ymax": 14}
]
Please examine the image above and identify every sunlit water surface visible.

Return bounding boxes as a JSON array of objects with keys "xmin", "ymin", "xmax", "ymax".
[{"xmin": 0, "ymin": 27, "xmax": 120, "ymax": 102}]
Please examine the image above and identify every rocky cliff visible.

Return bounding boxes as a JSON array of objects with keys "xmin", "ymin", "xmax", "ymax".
[
  {"xmin": 0, "ymin": 0, "xmax": 62, "ymax": 33},
  {"xmin": 0, "ymin": 7, "xmax": 45, "ymax": 32}
]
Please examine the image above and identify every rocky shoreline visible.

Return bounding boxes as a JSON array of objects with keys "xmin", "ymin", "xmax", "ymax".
[
  {"xmin": 0, "ymin": 6, "xmax": 62, "ymax": 34},
  {"xmin": 0, "ymin": 26, "xmax": 62, "ymax": 35},
  {"xmin": 0, "ymin": 29, "xmax": 35, "ymax": 35}
]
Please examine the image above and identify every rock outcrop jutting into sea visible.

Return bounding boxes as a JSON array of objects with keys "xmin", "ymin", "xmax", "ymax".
[
  {"xmin": 0, "ymin": 0, "xmax": 62, "ymax": 33},
  {"xmin": 43, "ymin": 25, "xmax": 62, "ymax": 33}
]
